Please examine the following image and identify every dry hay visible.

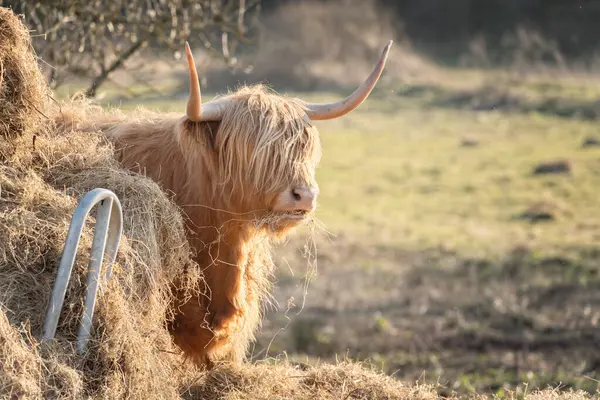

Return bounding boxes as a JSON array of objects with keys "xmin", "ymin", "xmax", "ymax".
[
  {"xmin": 0, "ymin": 7, "xmax": 49, "ymax": 147},
  {"xmin": 183, "ymin": 361, "xmax": 440, "ymax": 400},
  {"xmin": 182, "ymin": 361, "xmax": 595, "ymax": 400},
  {"xmin": 0, "ymin": 123, "xmax": 201, "ymax": 397},
  {"xmin": 0, "ymin": 6, "xmax": 201, "ymax": 398}
]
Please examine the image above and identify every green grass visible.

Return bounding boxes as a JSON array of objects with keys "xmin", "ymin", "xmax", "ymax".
[{"xmin": 314, "ymin": 101, "xmax": 600, "ymax": 257}]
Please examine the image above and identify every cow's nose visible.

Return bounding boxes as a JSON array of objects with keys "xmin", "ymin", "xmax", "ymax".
[{"xmin": 291, "ymin": 186, "xmax": 318, "ymax": 211}]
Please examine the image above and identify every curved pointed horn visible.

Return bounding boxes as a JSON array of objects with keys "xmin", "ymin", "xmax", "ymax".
[
  {"xmin": 185, "ymin": 42, "xmax": 226, "ymax": 122},
  {"xmin": 185, "ymin": 42, "xmax": 202, "ymax": 122},
  {"xmin": 305, "ymin": 40, "xmax": 393, "ymax": 121}
]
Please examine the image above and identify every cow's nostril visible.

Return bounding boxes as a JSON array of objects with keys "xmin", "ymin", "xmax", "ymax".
[
  {"xmin": 290, "ymin": 187, "xmax": 317, "ymax": 209},
  {"xmin": 292, "ymin": 190, "xmax": 302, "ymax": 202}
]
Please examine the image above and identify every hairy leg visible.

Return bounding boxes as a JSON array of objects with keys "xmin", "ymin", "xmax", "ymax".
[
  {"xmin": 204, "ymin": 243, "xmax": 247, "ymax": 335},
  {"xmin": 168, "ymin": 292, "xmax": 217, "ymax": 368}
]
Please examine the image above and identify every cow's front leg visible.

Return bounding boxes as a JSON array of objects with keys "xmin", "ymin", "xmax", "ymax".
[
  {"xmin": 208, "ymin": 267, "xmax": 245, "ymax": 335},
  {"xmin": 206, "ymin": 245, "xmax": 246, "ymax": 336}
]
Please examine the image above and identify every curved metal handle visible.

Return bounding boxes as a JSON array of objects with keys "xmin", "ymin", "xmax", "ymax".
[{"xmin": 42, "ymin": 188, "xmax": 123, "ymax": 354}]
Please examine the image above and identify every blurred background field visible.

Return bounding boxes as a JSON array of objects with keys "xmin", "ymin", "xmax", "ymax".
[{"xmin": 12, "ymin": 0, "xmax": 600, "ymax": 396}]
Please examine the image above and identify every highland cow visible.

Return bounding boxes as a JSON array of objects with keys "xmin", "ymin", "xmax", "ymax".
[{"xmin": 83, "ymin": 41, "xmax": 392, "ymax": 367}]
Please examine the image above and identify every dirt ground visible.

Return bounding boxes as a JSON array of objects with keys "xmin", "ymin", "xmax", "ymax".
[{"xmin": 253, "ymin": 234, "xmax": 600, "ymax": 396}]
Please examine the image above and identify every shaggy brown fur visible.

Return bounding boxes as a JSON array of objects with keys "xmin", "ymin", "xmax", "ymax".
[{"xmin": 74, "ymin": 85, "xmax": 322, "ymax": 367}]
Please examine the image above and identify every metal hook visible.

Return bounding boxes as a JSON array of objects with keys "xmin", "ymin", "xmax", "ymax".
[{"xmin": 42, "ymin": 188, "xmax": 123, "ymax": 354}]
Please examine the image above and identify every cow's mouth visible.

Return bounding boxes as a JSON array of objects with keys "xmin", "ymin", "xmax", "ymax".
[
  {"xmin": 281, "ymin": 210, "xmax": 309, "ymax": 219},
  {"xmin": 263, "ymin": 210, "xmax": 310, "ymax": 233},
  {"xmin": 270, "ymin": 209, "xmax": 310, "ymax": 221}
]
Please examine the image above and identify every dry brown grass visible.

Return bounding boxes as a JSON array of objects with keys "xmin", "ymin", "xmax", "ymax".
[
  {"xmin": 0, "ymin": 6, "xmax": 201, "ymax": 398},
  {"xmin": 0, "ymin": 7, "xmax": 49, "ymax": 144},
  {"xmin": 183, "ymin": 360, "xmax": 442, "ymax": 400}
]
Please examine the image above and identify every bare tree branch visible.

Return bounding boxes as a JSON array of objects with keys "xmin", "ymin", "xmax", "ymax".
[
  {"xmin": 85, "ymin": 39, "xmax": 145, "ymax": 98},
  {"xmin": 5, "ymin": 0, "xmax": 261, "ymax": 97}
]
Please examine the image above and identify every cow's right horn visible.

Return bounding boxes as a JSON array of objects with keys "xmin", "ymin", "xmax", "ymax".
[
  {"xmin": 305, "ymin": 40, "xmax": 393, "ymax": 121},
  {"xmin": 185, "ymin": 42, "xmax": 226, "ymax": 122}
]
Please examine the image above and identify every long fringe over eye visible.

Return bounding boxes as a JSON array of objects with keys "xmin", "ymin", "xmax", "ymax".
[{"xmin": 214, "ymin": 85, "xmax": 322, "ymax": 199}]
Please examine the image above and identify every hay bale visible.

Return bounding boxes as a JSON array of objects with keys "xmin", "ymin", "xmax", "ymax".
[
  {"xmin": 0, "ymin": 306, "xmax": 84, "ymax": 398},
  {"xmin": 0, "ymin": 8, "xmax": 204, "ymax": 397},
  {"xmin": 0, "ymin": 115, "xmax": 203, "ymax": 397},
  {"xmin": 0, "ymin": 7, "xmax": 49, "ymax": 144},
  {"xmin": 0, "ymin": 306, "xmax": 44, "ymax": 398}
]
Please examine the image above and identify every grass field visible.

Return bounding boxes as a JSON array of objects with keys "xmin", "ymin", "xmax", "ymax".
[{"xmin": 66, "ymin": 67, "xmax": 600, "ymax": 397}]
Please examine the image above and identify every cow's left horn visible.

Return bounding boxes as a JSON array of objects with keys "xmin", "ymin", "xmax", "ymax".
[
  {"xmin": 185, "ymin": 42, "xmax": 225, "ymax": 122},
  {"xmin": 305, "ymin": 40, "xmax": 393, "ymax": 121}
]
